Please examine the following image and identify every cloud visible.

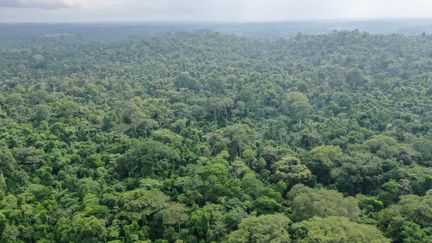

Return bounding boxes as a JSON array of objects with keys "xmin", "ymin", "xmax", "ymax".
[
  {"xmin": 0, "ymin": 0, "xmax": 80, "ymax": 9},
  {"xmin": 1, "ymin": 0, "xmax": 432, "ymax": 22}
]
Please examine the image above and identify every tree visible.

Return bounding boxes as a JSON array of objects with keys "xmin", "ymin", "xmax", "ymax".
[
  {"xmin": 346, "ymin": 68, "xmax": 368, "ymax": 89},
  {"xmin": 56, "ymin": 215, "xmax": 106, "ymax": 243},
  {"xmin": 151, "ymin": 129, "xmax": 183, "ymax": 145},
  {"xmin": 32, "ymin": 54, "xmax": 46, "ymax": 68},
  {"xmin": 376, "ymin": 179, "xmax": 411, "ymax": 206},
  {"xmin": 293, "ymin": 216, "xmax": 390, "ymax": 243},
  {"xmin": 119, "ymin": 189, "xmax": 169, "ymax": 223},
  {"xmin": 271, "ymin": 155, "xmax": 313, "ymax": 189},
  {"xmin": 117, "ymin": 139, "xmax": 180, "ymax": 178},
  {"xmin": 287, "ymin": 185, "xmax": 360, "ymax": 221},
  {"xmin": 175, "ymin": 72, "xmax": 200, "ymax": 91},
  {"xmin": 283, "ymin": 91, "xmax": 312, "ymax": 124},
  {"xmin": 331, "ymin": 151, "xmax": 388, "ymax": 194},
  {"xmin": 198, "ymin": 161, "xmax": 242, "ymax": 202},
  {"xmin": 188, "ymin": 204, "xmax": 227, "ymax": 242},
  {"xmin": 252, "ymin": 196, "xmax": 283, "ymax": 215},
  {"xmin": 32, "ymin": 105, "xmax": 51, "ymax": 123},
  {"xmin": 220, "ymin": 124, "xmax": 255, "ymax": 159},
  {"xmin": 1, "ymin": 224, "xmax": 20, "ymax": 242},
  {"xmin": 395, "ymin": 164, "xmax": 432, "ymax": 195},
  {"xmin": 413, "ymin": 137, "xmax": 432, "ymax": 165},
  {"xmin": 377, "ymin": 192, "xmax": 432, "ymax": 242},
  {"xmin": 304, "ymin": 145, "xmax": 343, "ymax": 184},
  {"xmin": 159, "ymin": 203, "xmax": 188, "ymax": 231},
  {"xmin": 225, "ymin": 214, "xmax": 292, "ymax": 243},
  {"xmin": 0, "ymin": 149, "xmax": 17, "ymax": 190}
]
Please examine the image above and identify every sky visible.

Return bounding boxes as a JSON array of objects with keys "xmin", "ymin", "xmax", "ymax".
[{"xmin": 0, "ymin": 0, "xmax": 432, "ymax": 23}]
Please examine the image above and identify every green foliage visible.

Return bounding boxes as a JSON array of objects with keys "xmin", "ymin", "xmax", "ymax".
[
  {"xmin": 0, "ymin": 28, "xmax": 430, "ymax": 242},
  {"xmin": 252, "ymin": 196, "xmax": 284, "ymax": 215},
  {"xmin": 288, "ymin": 185, "xmax": 360, "ymax": 221},
  {"xmin": 304, "ymin": 145, "xmax": 342, "ymax": 184},
  {"xmin": 377, "ymin": 192, "xmax": 432, "ymax": 241},
  {"xmin": 225, "ymin": 214, "xmax": 292, "ymax": 243},
  {"xmin": 117, "ymin": 140, "xmax": 180, "ymax": 178},
  {"xmin": 272, "ymin": 155, "xmax": 313, "ymax": 190},
  {"xmin": 188, "ymin": 204, "xmax": 227, "ymax": 242},
  {"xmin": 119, "ymin": 189, "xmax": 169, "ymax": 222},
  {"xmin": 293, "ymin": 216, "xmax": 390, "ymax": 243},
  {"xmin": 56, "ymin": 215, "xmax": 106, "ymax": 243}
]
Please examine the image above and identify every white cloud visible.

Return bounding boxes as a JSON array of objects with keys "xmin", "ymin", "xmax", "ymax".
[
  {"xmin": 1, "ymin": 0, "xmax": 432, "ymax": 22},
  {"xmin": 0, "ymin": 0, "xmax": 81, "ymax": 9}
]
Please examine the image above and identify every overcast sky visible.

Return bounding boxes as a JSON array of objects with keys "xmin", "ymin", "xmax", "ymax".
[{"xmin": 0, "ymin": 0, "xmax": 432, "ymax": 23}]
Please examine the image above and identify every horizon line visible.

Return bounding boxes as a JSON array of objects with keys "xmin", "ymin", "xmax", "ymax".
[{"xmin": 1, "ymin": 17, "xmax": 432, "ymax": 25}]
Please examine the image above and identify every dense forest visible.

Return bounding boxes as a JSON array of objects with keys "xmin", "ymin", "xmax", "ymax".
[
  {"xmin": 2, "ymin": 19, "xmax": 432, "ymax": 41},
  {"xmin": 1, "ymin": 28, "xmax": 432, "ymax": 242}
]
